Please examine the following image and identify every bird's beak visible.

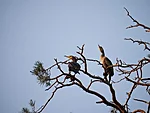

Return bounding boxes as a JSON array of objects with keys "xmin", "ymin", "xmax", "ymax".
[
  {"xmin": 64, "ymin": 55, "xmax": 71, "ymax": 59},
  {"xmin": 64, "ymin": 55, "xmax": 69, "ymax": 58},
  {"xmin": 98, "ymin": 45, "xmax": 101, "ymax": 49},
  {"xmin": 98, "ymin": 45, "xmax": 104, "ymax": 53}
]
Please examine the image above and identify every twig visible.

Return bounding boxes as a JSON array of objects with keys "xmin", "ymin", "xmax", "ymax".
[
  {"xmin": 126, "ymin": 77, "xmax": 150, "ymax": 87},
  {"xmin": 125, "ymin": 38, "xmax": 150, "ymax": 51},
  {"xmin": 77, "ymin": 44, "xmax": 85, "ymax": 54},
  {"xmin": 141, "ymin": 78, "xmax": 150, "ymax": 81},
  {"xmin": 38, "ymin": 83, "xmax": 75, "ymax": 113},
  {"xmin": 116, "ymin": 57, "xmax": 150, "ymax": 76},
  {"xmin": 134, "ymin": 98, "xmax": 149, "ymax": 104},
  {"xmin": 132, "ymin": 109, "xmax": 146, "ymax": 113},
  {"xmin": 87, "ymin": 79, "xmax": 102, "ymax": 90},
  {"xmin": 46, "ymin": 59, "xmax": 69, "ymax": 71},
  {"xmin": 124, "ymin": 79, "xmax": 140, "ymax": 108},
  {"xmin": 45, "ymin": 80, "xmax": 57, "ymax": 91},
  {"xmin": 86, "ymin": 58, "xmax": 102, "ymax": 65},
  {"xmin": 124, "ymin": 7, "xmax": 150, "ymax": 32},
  {"xmin": 96, "ymin": 100, "xmax": 104, "ymax": 104},
  {"xmin": 133, "ymin": 99, "xmax": 150, "ymax": 113},
  {"xmin": 77, "ymin": 44, "xmax": 88, "ymax": 72}
]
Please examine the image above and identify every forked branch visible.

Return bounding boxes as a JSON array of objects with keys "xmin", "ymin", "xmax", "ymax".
[
  {"xmin": 124, "ymin": 7, "xmax": 150, "ymax": 32},
  {"xmin": 124, "ymin": 38, "xmax": 150, "ymax": 51}
]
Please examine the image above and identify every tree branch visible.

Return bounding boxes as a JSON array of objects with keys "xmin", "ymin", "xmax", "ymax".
[
  {"xmin": 28, "ymin": 43, "xmax": 150, "ymax": 113},
  {"xmin": 124, "ymin": 38, "xmax": 150, "ymax": 51},
  {"xmin": 132, "ymin": 109, "xmax": 146, "ymax": 113},
  {"xmin": 124, "ymin": 7, "xmax": 150, "ymax": 32},
  {"xmin": 126, "ymin": 77, "xmax": 150, "ymax": 87},
  {"xmin": 38, "ymin": 82, "xmax": 75, "ymax": 113},
  {"xmin": 124, "ymin": 79, "xmax": 140, "ymax": 110}
]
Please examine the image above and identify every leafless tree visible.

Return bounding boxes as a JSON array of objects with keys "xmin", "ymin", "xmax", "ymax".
[{"xmin": 21, "ymin": 8, "xmax": 150, "ymax": 113}]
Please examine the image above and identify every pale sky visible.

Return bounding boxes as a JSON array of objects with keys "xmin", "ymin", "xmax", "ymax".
[{"xmin": 0, "ymin": 0, "xmax": 150, "ymax": 113}]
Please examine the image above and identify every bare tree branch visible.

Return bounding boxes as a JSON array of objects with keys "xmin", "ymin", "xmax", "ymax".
[
  {"xmin": 124, "ymin": 79, "xmax": 140, "ymax": 111},
  {"xmin": 38, "ymin": 82, "xmax": 75, "ymax": 113},
  {"xmin": 21, "ymin": 7, "xmax": 150, "ymax": 113},
  {"xmin": 124, "ymin": 38, "xmax": 150, "ymax": 51},
  {"xmin": 126, "ymin": 77, "xmax": 150, "ymax": 87},
  {"xmin": 86, "ymin": 58, "xmax": 102, "ymax": 65},
  {"xmin": 133, "ymin": 98, "xmax": 150, "ymax": 113},
  {"xmin": 124, "ymin": 7, "xmax": 150, "ymax": 32},
  {"xmin": 132, "ymin": 109, "xmax": 146, "ymax": 113},
  {"xmin": 134, "ymin": 98, "xmax": 149, "ymax": 104},
  {"xmin": 27, "ymin": 39, "xmax": 150, "ymax": 113}
]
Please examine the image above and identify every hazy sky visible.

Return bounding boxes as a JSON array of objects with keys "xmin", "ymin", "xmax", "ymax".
[{"xmin": 0, "ymin": 0, "xmax": 150, "ymax": 113}]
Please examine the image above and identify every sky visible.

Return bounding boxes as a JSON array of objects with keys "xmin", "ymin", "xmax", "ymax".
[{"xmin": 0, "ymin": 0, "xmax": 150, "ymax": 113}]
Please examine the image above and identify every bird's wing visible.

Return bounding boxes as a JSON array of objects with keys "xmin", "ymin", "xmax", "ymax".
[
  {"xmin": 103, "ymin": 57, "xmax": 113, "ymax": 67},
  {"xmin": 103, "ymin": 57, "xmax": 114, "ymax": 76},
  {"xmin": 73, "ymin": 62, "xmax": 81, "ymax": 70},
  {"xmin": 69, "ymin": 62, "xmax": 80, "ymax": 70},
  {"xmin": 104, "ymin": 57, "xmax": 113, "ymax": 66}
]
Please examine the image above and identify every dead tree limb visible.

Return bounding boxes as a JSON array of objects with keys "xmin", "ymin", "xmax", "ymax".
[
  {"xmin": 124, "ymin": 38, "xmax": 150, "ymax": 51},
  {"xmin": 124, "ymin": 7, "xmax": 150, "ymax": 32}
]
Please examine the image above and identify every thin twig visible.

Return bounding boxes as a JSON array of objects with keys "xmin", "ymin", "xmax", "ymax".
[
  {"xmin": 134, "ymin": 98, "xmax": 149, "ymax": 104},
  {"xmin": 38, "ymin": 83, "xmax": 75, "ymax": 113},
  {"xmin": 126, "ymin": 77, "xmax": 150, "ymax": 87},
  {"xmin": 125, "ymin": 38, "xmax": 150, "ymax": 51},
  {"xmin": 124, "ymin": 7, "xmax": 150, "ymax": 32}
]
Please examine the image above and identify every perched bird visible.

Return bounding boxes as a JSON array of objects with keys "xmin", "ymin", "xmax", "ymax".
[
  {"xmin": 65, "ymin": 55, "xmax": 81, "ymax": 81},
  {"xmin": 98, "ymin": 45, "xmax": 114, "ymax": 82},
  {"xmin": 65, "ymin": 55, "xmax": 81, "ymax": 75}
]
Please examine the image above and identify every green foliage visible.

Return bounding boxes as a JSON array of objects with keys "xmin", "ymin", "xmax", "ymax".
[
  {"xmin": 21, "ymin": 100, "xmax": 36, "ymax": 113},
  {"xmin": 29, "ymin": 99, "xmax": 35, "ymax": 107},
  {"xmin": 30, "ymin": 61, "xmax": 45, "ymax": 76},
  {"xmin": 21, "ymin": 107, "xmax": 30, "ymax": 113},
  {"xmin": 30, "ymin": 61, "xmax": 51, "ymax": 87},
  {"xmin": 29, "ymin": 99, "xmax": 35, "ymax": 112},
  {"xmin": 21, "ymin": 62, "xmax": 51, "ymax": 112},
  {"xmin": 110, "ymin": 108, "xmax": 119, "ymax": 113}
]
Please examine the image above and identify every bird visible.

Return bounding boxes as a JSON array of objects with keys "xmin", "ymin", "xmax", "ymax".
[
  {"xmin": 98, "ymin": 45, "xmax": 114, "ymax": 82},
  {"xmin": 65, "ymin": 55, "xmax": 81, "ymax": 81}
]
